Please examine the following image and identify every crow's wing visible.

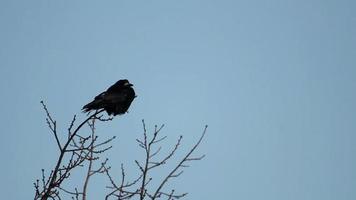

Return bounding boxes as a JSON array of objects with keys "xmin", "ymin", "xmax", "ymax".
[
  {"xmin": 94, "ymin": 92, "xmax": 106, "ymax": 100},
  {"xmin": 103, "ymin": 92, "xmax": 129, "ymax": 103},
  {"xmin": 106, "ymin": 83, "xmax": 122, "ymax": 93}
]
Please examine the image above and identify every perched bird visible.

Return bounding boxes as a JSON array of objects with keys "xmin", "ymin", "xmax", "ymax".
[{"xmin": 82, "ymin": 79, "xmax": 136, "ymax": 116}]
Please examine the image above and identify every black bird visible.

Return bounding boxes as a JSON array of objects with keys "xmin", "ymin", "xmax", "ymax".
[{"xmin": 82, "ymin": 79, "xmax": 136, "ymax": 116}]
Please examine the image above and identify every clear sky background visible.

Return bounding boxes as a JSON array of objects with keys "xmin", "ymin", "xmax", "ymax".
[{"xmin": 1, "ymin": 0, "xmax": 356, "ymax": 199}]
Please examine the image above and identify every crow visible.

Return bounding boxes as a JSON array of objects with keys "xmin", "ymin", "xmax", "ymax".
[{"xmin": 82, "ymin": 79, "xmax": 136, "ymax": 116}]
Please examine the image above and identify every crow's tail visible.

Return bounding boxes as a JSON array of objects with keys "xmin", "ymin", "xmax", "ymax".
[{"xmin": 82, "ymin": 99, "xmax": 104, "ymax": 112}]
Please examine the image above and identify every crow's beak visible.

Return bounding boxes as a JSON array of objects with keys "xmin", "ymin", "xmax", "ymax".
[{"xmin": 124, "ymin": 82, "xmax": 133, "ymax": 87}]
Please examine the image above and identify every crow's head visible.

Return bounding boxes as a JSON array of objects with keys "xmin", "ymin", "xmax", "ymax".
[{"xmin": 116, "ymin": 79, "xmax": 133, "ymax": 87}]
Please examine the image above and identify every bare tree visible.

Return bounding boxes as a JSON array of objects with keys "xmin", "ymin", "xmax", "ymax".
[
  {"xmin": 34, "ymin": 101, "xmax": 114, "ymax": 200},
  {"xmin": 104, "ymin": 120, "xmax": 207, "ymax": 200},
  {"xmin": 34, "ymin": 101, "xmax": 207, "ymax": 200}
]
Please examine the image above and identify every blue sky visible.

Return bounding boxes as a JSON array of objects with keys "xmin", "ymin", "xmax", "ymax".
[{"xmin": 1, "ymin": 0, "xmax": 356, "ymax": 199}]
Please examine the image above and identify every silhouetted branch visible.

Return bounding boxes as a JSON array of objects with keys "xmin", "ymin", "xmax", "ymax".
[
  {"xmin": 105, "ymin": 120, "xmax": 207, "ymax": 200},
  {"xmin": 34, "ymin": 101, "xmax": 112, "ymax": 200},
  {"xmin": 152, "ymin": 126, "xmax": 207, "ymax": 199},
  {"xmin": 41, "ymin": 101, "xmax": 62, "ymax": 151}
]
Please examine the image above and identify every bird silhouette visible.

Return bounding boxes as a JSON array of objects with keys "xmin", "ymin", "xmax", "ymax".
[{"xmin": 82, "ymin": 79, "xmax": 136, "ymax": 116}]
